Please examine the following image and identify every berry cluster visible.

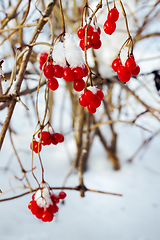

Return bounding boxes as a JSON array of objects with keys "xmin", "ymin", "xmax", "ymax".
[
  {"xmin": 30, "ymin": 131, "xmax": 64, "ymax": 153},
  {"xmin": 28, "ymin": 188, "xmax": 67, "ymax": 222},
  {"xmin": 77, "ymin": 24, "xmax": 102, "ymax": 51},
  {"xmin": 104, "ymin": 8, "xmax": 119, "ymax": 35},
  {"xmin": 79, "ymin": 86, "xmax": 104, "ymax": 114},
  {"xmin": 37, "ymin": 52, "xmax": 88, "ymax": 92},
  {"xmin": 112, "ymin": 56, "xmax": 140, "ymax": 83}
]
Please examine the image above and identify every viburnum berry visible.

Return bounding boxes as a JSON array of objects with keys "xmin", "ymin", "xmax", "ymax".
[
  {"xmin": 112, "ymin": 58, "xmax": 121, "ymax": 72},
  {"xmin": 73, "ymin": 67, "xmax": 84, "ymax": 79},
  {"xmin": 80, "ymin": 37, "xmax": 92, "ymax": 51},
  {"xmin": 131, "ymin": 65, "xmax": 140, "ymax": 76},
  {"xmin": 118, "ymin": 70, "xmax": 131, "ymax": 83},
  {"xmin": 84, "ymin": 24, "xmax": 94, "ymax": 36},
  {"xmin": 91, "ymin": 32, "xmax": 100, "ymax": 45},
  {"xmin": 117, "ymin": 66, "xmax": 128, "ymax": 77},
  {"xmin": 96, "ymin": 89, "xmax": 104, "ymax": 101},
  {"xmin": 77, "ymin": 27, "xmax": 84, "ymax": 39},
  {"xmin": 82, "ymin": 64, "xmax": 89, "ymax": 77},
  {"xmin": 125, "ymin": 57, "xmax": 137, "ymax": 72},
  {"xmin": 53, "ymin": 65, "xmax": 64, "ymax": 78},
  {"xmin": 107, "ymin": 8, "xmax": 119, "ymax": 22},
  {"xmin": 104, "ymin": 20, "xmax": 116, "ymax": 35},
  {"xmin": 92, "ymin": 40, "xmax": 102, "ymax": 49},
  {"xmin": 63, "ymin": 67, "xmax": 74, "ymax": 82},
  {"xmin": 87, "ymin": 104, "xmax": 96, "ymax": 114},
  {"xmin": 59, "ymin": 191, "xmax": 67, "ymax": 200},
  {"xmin": 53, "ymin": 133, "xmax": 64, "ymax": 143},
  {"xmin": 96, "ymin": 26, "xmax": 101, "ymax": 35},
  {"xmin": 84, "ymin": 89, "xmax": 95, "ymax": 102},
  {"xmin": 90, "ymin": 95, "xmax": 101, "ymax": 108},
  {"xmin": 38, "ymin": 131, "xmax": 51, "ymax": 146},
  {"xmin": 37, "ymin": 52, "xmax": 48, "ymax": 65},
  {"xmin": 73, "ymin": 79, "xmax": 85, "ymax": 92},
  {"xmin": 79, "ymin": 94, "xmax": 89, "ymax": 107},
  {"xmin": 44, "ymin": 65, "xmax": 54, "ymax": 79},
  {"xmin": 30, "ymin": 140, "xmax": 42, "ymax": 153},
  {"xmin": 48, "ymin": 77, "xmax": 59, "ymax": 91}
]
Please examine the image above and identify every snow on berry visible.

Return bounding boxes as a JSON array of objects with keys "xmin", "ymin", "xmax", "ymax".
[
  {"xmin": 34, "ymin": 188, "xmax": 53, "ymax": 208},
  {"xmin": 79, "ymin": 86, "xmax": 104, "ymax": 114}
]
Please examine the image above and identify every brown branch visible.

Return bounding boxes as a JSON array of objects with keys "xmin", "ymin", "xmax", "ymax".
[{"xmin": 0, "ymin": 1, "xmax": 57, "ymax": 150}]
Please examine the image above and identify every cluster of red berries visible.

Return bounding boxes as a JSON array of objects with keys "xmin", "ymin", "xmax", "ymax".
[
  {"xmin": 112, "ymin": 55, "xmax": 140, "ymax": 82},
  {"xmin": 37, "ymin": 52, "xmax": 89, "ymax": 92},
  {"xmin": 77, "ymin": 24, "xmax": 102, "ymax": 51},
  {"xmin": 30, "ymin": 131, "xmax": 64, "ymax": 153},
  {"xmin": 104, "ymin": 8, "xmax": 119, "ymax": 35},
  {"xmin": 79, "ymin": 86, "xmax": 104, "ymax": 114},
  {"xmin": 28, "ymin": 188, "xmax": 67, "ymax": 222}
]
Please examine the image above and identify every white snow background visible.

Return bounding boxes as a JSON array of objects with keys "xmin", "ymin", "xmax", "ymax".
[{"xmin": 0, "ymin": 0, "xmax": 160, "ymax": 240}]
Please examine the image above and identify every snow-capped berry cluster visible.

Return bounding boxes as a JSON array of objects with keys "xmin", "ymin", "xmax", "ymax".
[
  {"xmin": 77, "ymin": 24, "xmax": 102, "ymax": 51},
  {"xmin": 112, "ymin": 55, "xmax": 140, "ymax": 83},
  {"xmin": 79, "ymin": 86, "xmax": 104, "ymax": 114},
  {"xmin": 37, "ymin": 34, "xmax": 89, "ymax": 92},
  {"xmin": 30, "ymin": 131, "xmax": 64, "ymax": 153},
  {"xmin": 28, "ymin": 188, "xmax": 67, "ymax": 222},
  {"xmin": 104, "ymin": 8, "xmax": 119, "ymax": 35}
]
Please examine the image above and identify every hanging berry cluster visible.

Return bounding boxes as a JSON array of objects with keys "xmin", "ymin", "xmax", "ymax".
[
  {"xmin": 77, "ymin": 24, "xmax": 102, "ymax": 50},
  {"xmin": 79, "ymin": 86, "xmax": 104, "ymax": 114},
  {"xmin": 30, "ymin": 131, "xmax": 64, "ymax": 154},
  {"xmin": 112, "ymin": 55, "xmax": 140, "ymax": 83},
  {"xmin": 28, "ymin": 188, "xmax": 67, "ymax": 222},
  {"xmin": 104, "ymin": 8, "xmax": 119, "ymax": 35}
]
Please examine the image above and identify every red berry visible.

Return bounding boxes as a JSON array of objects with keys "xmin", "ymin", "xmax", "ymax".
[
  {"xmin": 73, "ymin": 79, "xmax": 85, "ymax": 92},
  {"xmin": 112, "ymin": 58, "xmax": 121, "ymax": 72},
  {"xmin": 73, "ymin": 67, "xmax": 84, "ymax": 79},
  {"xmin": 47, "ymin": 204, "xmax": 56, "ymax": 214},
  {"xmin": 82, "ymin": 64, "xmax": 89, "ymax": 77},
  {"xmin": 131, "ymin": 65, "xmax": 140, "ymax": 76},
  {"xmin": 63, "ymin": 67, "xmax": 74, "ymax": 82},
  {"xmin": 96, "ymin": 26, "xmax": 101, "ymax": 35},
  {"xmin": 118, "ymin": 70, "xmax": 131, "ymax": 82},
  {"xmin": 51, "ymin": 194, "xmax": 60, "ymax": 204},
  {"xmin": 37, "ymin": 52, "xmax": 48, "ymax": 65},
  {"xmin": 96, "ymin": 89, "xmax": 104, "ymax": 101},
  {"xmin": 117, "ymin": 66, "xmax": 128, "ymax": 77},
  {"xmin": 35, "ymin": 206, "xmax": 44, "ymax": 219},
  {"xmin": 90, "ymin": 95, "xmax": 101, "ymax": 108},
  {"xmin": 53, "ymin": 133, "xmax": 64, "ymax": 143},
  {"xmin": 79, "ymin": 94, "xmax": 89, "ymax": 107},
  {"xmin": 90, "ymin": 32, "xmax": 100, "ymax": 45},
  {"xmin": 125, "ymin": 57, "xmax": 137, "ymax": 72},
  {"xmin": 49, "ymin": 134, "xmax": 58, "ymax": 145},
  {"xmin": 44, "ymin": 65, "xmax": 54, "ymax": 79},
  {"xmin": 41, "ymin": 211, "xmax": 53, "ymax": 222},
  {"xmin": 84, "ymin": 24, "xmax": 94, "ymax": 36},
  {"xmin": 87, "ymin": 104, "xmax": 96, "ymax": 114},
  {"xmin": 53, "ymin": 65, "xmax": 64, "ymax": 78},
  {"xmin": 28, "ymin": 201, "xmax": 33, "ymax": 210},
  {"xmin": 84, "ymin": 89, "xmax": 95, "ymax": 102},
  {"xmin": 92, "ymin": 40, "xmax": 102, "ymax": 49},
  {"xmin": 77, "ymin": 27, "xmax": 84, "ymax": 39},
  {"xmin": 104, "ymin": 20, "xmax": 116, "ymax": 35},
  {"xmin": 48, "ymin": 77, "xmax": 59, "ymax": 91},
  {"xmin": 80, "ymin": 37, "xmax": 92, "ymax": 51},
  {"xmin": 32, "ymin": 193, "xmax": 35, "ymax": 201},
  {"xmin": 38, "ymin": 131, "xmax": 51, "ymax": 146},
  {"xmin": 30, "ymin": 140, "xmax": 42, "ymax": 153},
  {"xmin": 107, "ymin": 8, "xmax": 119, "ymax": 22},
  {"xmin": 30, "ymin": 201, "xmax": 38, "ymax": 215},
  {"xmin": 59, "ymin": 191, "xmax": 67, "ymax": 199}
]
